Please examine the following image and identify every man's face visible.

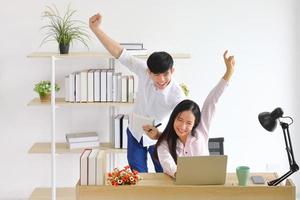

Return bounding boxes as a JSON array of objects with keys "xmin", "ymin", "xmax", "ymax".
[{"xmin": 148, "ymin": 68, "xmax": 174, "ymax": 90}]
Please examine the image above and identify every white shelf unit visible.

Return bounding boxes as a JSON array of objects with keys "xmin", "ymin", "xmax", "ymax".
[{"xmin": 27, "ymin": 51, "xmax": 190, "ymax": 200}]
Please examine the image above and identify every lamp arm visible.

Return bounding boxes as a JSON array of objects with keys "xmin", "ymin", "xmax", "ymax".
[
  {"xmin": 281, "ymin": 122, "xmax": 299, "ymax": 171},
  {"xmin": 268, "ymin": 170, "xmax": 295, "ymax": 186},
  {"xmin": 268, "ymin": 122, "xmax": 299, "ymax": 186}
]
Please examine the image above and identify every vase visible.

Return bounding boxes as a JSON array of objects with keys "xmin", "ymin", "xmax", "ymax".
[
  {"xmin": 59, "ymin": 43, "xmax": 70, "ymax": 54},
  {"xmin": 39, "ymin": 93, "xmax": 51, "ymax": 102}
]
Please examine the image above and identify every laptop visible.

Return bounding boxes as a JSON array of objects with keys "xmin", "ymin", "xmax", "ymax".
[{"xmin": 175, "ymin": 155, "xmax": 228, "ymax": 185}]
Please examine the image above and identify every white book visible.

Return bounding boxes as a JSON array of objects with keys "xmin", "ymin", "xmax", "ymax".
[
  {"xmin": 106, "ymin": 70, "xmax": 113, "ymax": 102},
  {"xmin": 129, "ymin": 112, "xmax": 154, "ymax": 142},
  {"xmin": 87, "ymin": 69, "xmax": 94, "ymax": 102},
  {"xmin": 114, "ymin": 114, "xmax": 123, "ymax": 148},
  {"xmin": 65, "ymin": 75, "xmax": 69, "ymax": 102},
  {"xmin": 112, "ymin": 73, "xmax": 118, "ymax": 102},
  {"xmin": 94, "ymin": 69, "xmax": 100, "ymax": 102},
  {"xmin": 75, "ymin": 72, "xmax": 81, "ymax": 102},
  {"xmin": 100, "ymin": 69, "xmax": 107, "ymax": 102},
  {"xmin": 127, "ymin": 75, "xmax": 135, "ymax": 103},
  {"xmin": 69, "ymin": 73, "xmax": 75, "ymax": 102},
  {"xmin": 66, "ymin": 132, "xmax": 98, "ymax": 143},
  {"xmin": 116, "ymin": 73, "xmax": 122, "ymax": 102},
  {"xmin": 121, "ymin": 76, "xmax": 128, "ymax": 102},
  {"xmin": 67, "ymin": 140, "xmax": 99, "ymax": 149},
  {"xmin": 88, "ymin": 149, "xmax": 99, "ymax": 185},
  {"xmin": 80, "ymin": 149, "xmax": 92, "ymax": 185},
  {"xmin": 96, "ymin": 150, "xmax": 106, "ymax": 185},
  {"xmin": 122, "ymin": 115, "xmax": 129, "ymax": 149},
  {"xmin": 120, "ymin": 43, "xmax": 143, "ymax": 50},
  {"xmin": 80, "ymin": 70, "xmax": 88, "ymax": 102}
]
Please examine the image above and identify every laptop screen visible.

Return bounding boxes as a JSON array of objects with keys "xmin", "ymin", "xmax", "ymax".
[{"xmin": 175, "ymin": 155, "xmax": 228, "ymax": 185}]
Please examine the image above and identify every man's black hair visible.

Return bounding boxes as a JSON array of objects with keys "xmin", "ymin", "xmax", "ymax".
[{"xmin": 147, "ymin": 51, "xmax": 174, "ymax": 74}]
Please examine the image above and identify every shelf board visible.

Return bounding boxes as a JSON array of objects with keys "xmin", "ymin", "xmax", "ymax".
[
  {"xmin": 27, "ymin": 52, "xmax": 113, "ymax": 59},
  {"xmin": 28, "ymin": 142, "xmax": 127, "ymax": 154},
  {"xmin": 30, "ymin": 187, "xmax": 75, "ymax": 200},
  {"xmin": 27, "ymin": 98, "xmax": 133, "ymax": 107},
  {"xmin": 27, "ymin": 51, "xmax": 190, "ymax": 59}
]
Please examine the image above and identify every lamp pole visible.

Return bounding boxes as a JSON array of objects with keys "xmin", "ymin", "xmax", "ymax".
[{"xmin": 268, "ymin": 122, "xmax": 299, "ymax": 186}]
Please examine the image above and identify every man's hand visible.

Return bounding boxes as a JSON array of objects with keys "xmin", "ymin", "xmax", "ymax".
[
  {"xmin": 89, "ymin": 13, "xmax": 101, "ymax": 33},
  {"xmin": 143, "ymin": 125, "xmax": 160, "ymax": 140}
]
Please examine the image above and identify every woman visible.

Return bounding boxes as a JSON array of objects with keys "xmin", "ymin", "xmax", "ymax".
[{"xmin": 144, "ymin": 50, "xmax": 235, "ymax": 177}]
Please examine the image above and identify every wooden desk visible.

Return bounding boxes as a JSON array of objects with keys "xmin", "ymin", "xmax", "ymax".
[{"xmin": 76, "ymin": 173, "xmax": 295, "ymax": 200}]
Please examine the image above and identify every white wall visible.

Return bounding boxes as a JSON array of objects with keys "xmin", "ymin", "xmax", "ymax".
[{"xmin": 0, "ymin": 0, "xmax": 299, "ymax": 198}]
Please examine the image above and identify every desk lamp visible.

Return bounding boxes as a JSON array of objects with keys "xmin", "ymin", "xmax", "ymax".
[{"xmin": 258, "ymin": 107, "xmax": 299, "ymax": 186}]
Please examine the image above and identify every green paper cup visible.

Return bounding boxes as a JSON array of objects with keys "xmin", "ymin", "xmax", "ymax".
[{"xmin": 236, "ymin": 166, "xmax": 250, "ymax": 186}]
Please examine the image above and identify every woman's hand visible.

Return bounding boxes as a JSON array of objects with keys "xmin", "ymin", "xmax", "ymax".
[
  {"xmin": 143, "ymin": 125, "xmax": 160, "ymax": 140},
  {"xmin": 223, "ymin": 50, "xmax": 235, "ymax": 81}
]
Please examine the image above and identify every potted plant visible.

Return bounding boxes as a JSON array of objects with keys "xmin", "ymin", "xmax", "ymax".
[
  {"xmin": 40, "ymin": 4, "xmax": 90, "ymax": 54},
  {"xmin": 34, "ymin": 80, "xmax": 60, "ymax": 102}
]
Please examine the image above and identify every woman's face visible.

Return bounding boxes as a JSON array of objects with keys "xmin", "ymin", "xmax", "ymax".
[{"xmin": 173, "ymin": 110, "xmax": 195, "ymax": 143}]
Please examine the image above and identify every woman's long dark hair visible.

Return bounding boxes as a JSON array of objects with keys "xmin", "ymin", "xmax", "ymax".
[{"xmin": 154, "ymin": 99, "xmax": 201, "ymax": 164}]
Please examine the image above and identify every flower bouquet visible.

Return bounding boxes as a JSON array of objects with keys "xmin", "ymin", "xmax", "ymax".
[{"xmin": 107, "ymin": 165, "xmax": 142, "ymax": 186}]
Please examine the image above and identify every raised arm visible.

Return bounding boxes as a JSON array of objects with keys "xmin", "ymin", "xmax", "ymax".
[
  {"xmin": 196, "ymin": 50, "xmax": 235, "ymax": 138},
  {"xmin": 89, "ymin": 13, "xmax": 123, "ymax": 58}
]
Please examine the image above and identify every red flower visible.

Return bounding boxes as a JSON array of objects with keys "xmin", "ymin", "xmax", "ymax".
[{"xmin": 107, "ymin": 165, "xmax": 142, "ymax": 186}]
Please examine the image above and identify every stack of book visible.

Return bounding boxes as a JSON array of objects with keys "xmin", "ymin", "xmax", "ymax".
[
  {"xmin": 80, "ymin": 149, "xmax": 106, "ymax": 185},
  {"xmin": 66, "ymin": 132, "xmax": 99, "ymax": 149},
  {"xmin": 65, "ymin": 70, "xmax": 135, "ymax": 103},
  {"xmin": 114, "ymin": 114, "xmax": 129, "ymax": 149},
  {"xmin": 120, "ymin": 43, "xmax": 148, "ymax": 55}
]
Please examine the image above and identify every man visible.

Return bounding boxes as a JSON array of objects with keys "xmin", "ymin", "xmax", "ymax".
[{"xmin": 89, "ymin": 13, "xmax": 185, "ymax": 172}]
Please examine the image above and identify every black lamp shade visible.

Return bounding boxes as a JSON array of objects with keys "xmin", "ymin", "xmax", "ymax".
[{"xmin": 258, "ymin": 108, "xmax": 283, "ymax": 132}]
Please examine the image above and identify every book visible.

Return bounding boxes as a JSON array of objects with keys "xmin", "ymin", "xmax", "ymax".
[
  {"xmin": 88, "ymin": 149, "xmax": 99, "ymax": 185},
  {"xmin": 116, "ymin": 73, "xmax": 122, "ymax": 102},
  {"xmin": 94, "ymin": 69, "xmax": 100, "ymax": 102},
  {"xmin": 80, "ymin": 70, "xmax": 88, "ymax": 102},
  {"xmin": 112, "ymin": 72, "xmax": 118, "ymax": 102},
  {"xmin": 66, "ymin": 132, "xmax": 98, "ymax": 143},
  {"xmin": 114, "ymin": 114, "xmax": 124, "ymax": 148},
  {"xmin": 106, "ymin": 69, "xmax": 113, "ymax": 102},
  {"xmin": 100, "ymin": 69, "xmax": 107, "ymax": 102},
  {"xmin": 129, "ymin": 112, "xmax": 154, "ymax": 142},
  {"xmin": 65, "ymin": 75, "xmax": 69, "ymax": 102},
  {"xmin": 67, "ymin": 140, "xmax": 99, "ymax": 149},
  {"xmin": 121, "ymin": 76, "xmax": 128, "ymax": 102},
  {"xmin": 127, "ymin": 75, "xmax": 135, "ymax": 103},
  {"xmin": 68, "ymin": 73, "xmax": 75, "ymax": 102},
  {"xmin": 80, "ymin": 149, "xmax": 92, "ymax": 185},
  {"xmin": 122, "ymin": 115, "xmax": 129, "ymax": 148},
  {"xmin": 120, "ymin": 43, "xmax": 143, "ymax": 50},
  {"xmin": 87, "ymin": 69, "xmax": 94, "ymax": 102},
  {"xmin": 96, "ymin": 150, "xmax": 106, "ymax": 185},
  {"xmin": 75, "ymin": 72, "xmax": 81, "ymax": 102}
]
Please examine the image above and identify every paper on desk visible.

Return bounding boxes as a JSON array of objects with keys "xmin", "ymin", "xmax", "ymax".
[{"xmin": 129, "ymin": 112, "xmax": 154, "ymax": 141}]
